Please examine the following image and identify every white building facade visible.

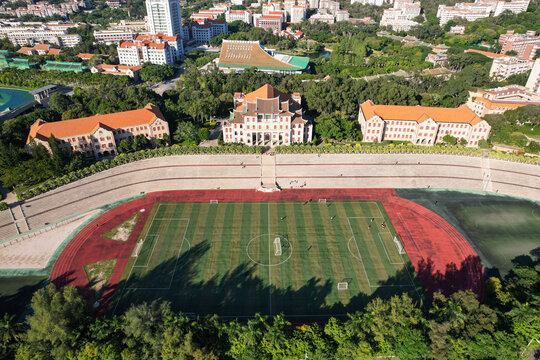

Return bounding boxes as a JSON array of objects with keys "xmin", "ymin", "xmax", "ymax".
[
  {"xmin": 358, "ymin": 100, "xmax": 491, "ymax": 147},
  {"xmin": 489, "ymin": 56, "xmax": 533, "ymax": 79},
  {"xmin": 145, "ymin": 0, "xmax": 182, "ymax": 37}
]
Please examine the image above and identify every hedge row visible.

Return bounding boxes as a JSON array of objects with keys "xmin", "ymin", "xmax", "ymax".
[
  {"xmin": 274, "ymin": 143, "xmax": 539, "ymax": 164},
  {"xmin": 16, "ymin": 144, "xmax": 262, "ymax": 201}
]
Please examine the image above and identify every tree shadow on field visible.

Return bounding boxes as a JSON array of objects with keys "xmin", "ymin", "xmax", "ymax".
[
  {"xmin": 103, "ymin": 241, "xmax": 428, "ymax": 319},
  {"xmin": 415, "ymin": 255, "xmax": 485, "ymax": 300}
]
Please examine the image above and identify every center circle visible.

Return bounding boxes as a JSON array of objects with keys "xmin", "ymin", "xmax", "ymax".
[{"xmin": 246, "ymin": 234, "xmax": 292, "ymax": 266}]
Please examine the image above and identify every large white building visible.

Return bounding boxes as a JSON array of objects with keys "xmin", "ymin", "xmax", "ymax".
[
  {"xmin": 489, "ymin": 56, "xmax": 533, "ymax": 80},
  {"xmin": 225, "ymin": 10, "xmax": 252, "ymax": 24},
  {"xmin": 118, "ymin": 33, "xmax": 181, "ymax": 65},
  {"xmin": 188, "ymin": 19, "xmax": 228, "ymax": 44},
  {"xmin": 526, "ymin": 59, "xmax": 540, "ymax": 95},
  {"xmin": 145, "ymin": 0, "xmax": 182, "ymax": 37},
  {"xmin": 358, "ymin": 100, "xmax": 491, "ymax": 147},
  {"xmin": 380, "ymin": 0, "xmax": 421, "ymax": 31},
  {"xmin": 223, "ymin": 84, "xmax": 313, "ymax": 146},
  {"xmin": 291, "ymin": 5, "xmax": 306, "ymax": 23},
  {"xmin": 437, "ymin": 0, "xmax": 530, "ymax": 25},
  {"xmin": 93, "ymin": 30, "xmax": 137, "ymax": 44}
]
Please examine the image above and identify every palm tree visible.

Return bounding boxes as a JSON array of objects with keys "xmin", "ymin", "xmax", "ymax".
[{"xmin": 0, "ymin": 313, "xmax": 24, "ymax": 354}]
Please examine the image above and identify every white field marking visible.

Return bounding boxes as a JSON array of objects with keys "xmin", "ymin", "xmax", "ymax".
[
  {"xmin": 346, "ymin": 218, "xmax": 415, "ymax": 289},
  {"xmin": 112, "ymin": 204, "xmax": 187, "ymax": 313},
  {"xmin": 268, "ymin": 202, "xmax": 272, "ymax": 317},
  {"xmin": 246, "ymin": 234, "xmax": 292, "ymax": 267},
  {"xmin": 377, "ymin": 233, "xmax": 405, "ymax": 265},
  {"xmin": 127, "ymin": 221, "xmax": 190, "ymax": 290},
  {"xmin": 346, "ymin": 217, "xmax": 372, "ymax": 287}
]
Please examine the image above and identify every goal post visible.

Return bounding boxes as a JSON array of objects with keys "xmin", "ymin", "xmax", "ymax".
[
  {"xmin": 393, "ymin": 236, "xmax": 405, "ymax": 254},
  {"xmin": 337, "ymin": 282, "xmax": 348, "ymax": 290},
  {"xmin": 132, "ymin": 240, "xmax": 144, "ymax": 257},
  {"xmin": 318, "ymin": 199, "xmax": 327, "ymax": 203},
  {"xmin": 210, "ymin": 200, "xmax": 218, "ymax": 204},
  {"xmin": 274, "ymin": 237, "xmax": 282, "ymax": 256}
]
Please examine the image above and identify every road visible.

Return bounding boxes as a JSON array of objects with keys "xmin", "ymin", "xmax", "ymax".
[{"xmin": 150, "ymin": 68, "xmax": 184, "ymax": 95}]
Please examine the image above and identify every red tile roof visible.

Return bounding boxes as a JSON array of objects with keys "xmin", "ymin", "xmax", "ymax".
[
  {"xmin": 360, "ymin": 100, "xmax": 484, "ymax": 125},
  {"xmin": 27, "ymin": 104, "xmax": 165, "ymax": 143}
]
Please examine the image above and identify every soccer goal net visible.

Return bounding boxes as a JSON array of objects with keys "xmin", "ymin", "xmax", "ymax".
[
  {"xmin": 210, "ymin": 200, "xmax": 218, "ymax": 204},
  {"xmin": 318, "ymin": 199, "xmax": 327, "ymax": 203},
  {"xmin": 393, "ymin": 236, "xmax": 405, "ymax": 254},
  {"xmin": 337, "ymin": 282, "xmax": 348, "ymax": 290},
  {"xmin": 274, "ymin": 237, "xmax": 282, "ymax": 256},
  {"xmin": 132, "ymin": 240, "xmax": 144, "ymax": 257}
]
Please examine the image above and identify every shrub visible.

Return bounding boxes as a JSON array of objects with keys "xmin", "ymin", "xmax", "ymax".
[{"xmin": 0, "ymin": 202, "xmax": 8, "ymax": 211}]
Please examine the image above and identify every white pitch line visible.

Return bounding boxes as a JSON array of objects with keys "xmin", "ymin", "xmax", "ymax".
[
  {"xmin": 268, "ymin": 202, "xmax": 272, "ymax": 316},
  {"xmin": 346, "ymin": 217, "xmax": 372, "ymax": 287}
]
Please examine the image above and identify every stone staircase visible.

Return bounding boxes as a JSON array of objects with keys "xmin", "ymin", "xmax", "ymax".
[
  {"xmin": 259, "ymin": 153, "xmax": 279, "ymax": 191},
  {"xmin": 9, "ymin": 204, "xmax": 30, "ymax": 235}
]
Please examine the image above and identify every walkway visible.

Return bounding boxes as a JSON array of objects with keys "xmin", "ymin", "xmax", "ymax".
[{"xmin": 0, "ymin": 153, "xmax": 538, "ymax": 241}]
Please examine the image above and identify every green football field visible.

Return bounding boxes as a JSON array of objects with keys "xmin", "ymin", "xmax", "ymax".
[
  {"xmin": 112, "ymin": 201, "xmax": 423, "ymax": 318},
  {"xmin": 397, "ymin": 189, "xmax": 540, "ymax": 276}
]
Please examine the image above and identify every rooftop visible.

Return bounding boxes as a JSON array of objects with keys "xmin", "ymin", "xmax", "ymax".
[
  {"xmin": 360, "ymin": 100, "xmax": 484, "ymax": 125},
  {"xmin": 27, "ymin": 104, "xmax": 165, "ymax": 143},
  {"xmin": 218, "ymin": 40, "xmax": 309, "ymax": 72}
]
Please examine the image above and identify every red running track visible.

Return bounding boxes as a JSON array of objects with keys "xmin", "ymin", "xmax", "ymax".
[{"xmin": 50, "ymin": 189, "xmax": 484, "ymax": 310}]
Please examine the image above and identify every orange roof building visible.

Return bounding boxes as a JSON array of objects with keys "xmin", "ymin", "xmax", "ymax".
[
  {"xmin": 218, "ymin": 40, "xmax": 309, "ymax": 74},
  {"xmin": 464, "ymin": 49, "xmax": 505, "ymax": 59},
  {"xmin": 16, "ymin": 44, "xmax": 63, "ymax": 56},
  {"xmin": 466, "ymin": 85, "xmax": 540, "ymax": 117},
  {"xmin": 90, "ymin": 63, "xmax": 142, "ymax": 79},
  {"xmin": 358, "ymin": 100, "xmax": 491, "ymax": 147},
  {"xmin": 76, "ymin": 53, "xmax": 97, "ymax": 60},
  {"xmin": 223, "ymin": 84, "xmax": 312, "ymax": 146},
  {"xmin": 26, "ymin": 104, "xmax": 169, "ymax": 159},
  {"xmin": 117, "ymin": 33, "xmax": 183, "ymax": 66}
]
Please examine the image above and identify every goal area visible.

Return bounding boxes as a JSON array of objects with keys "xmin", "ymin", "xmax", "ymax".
[
  {"xmin": 393, "ymin": 236, "xmax": 405, "ymax": 254},
  {"xmin": 337, "ymin": 282, "xmax": 348, "ymax": 290},
  {"xmin": 274, "ymin": 237, "xmax": 282, "ymax": 256},
  {"xmin": 210, "ymin": 200, "xmax": 219, "ymax": 204}
]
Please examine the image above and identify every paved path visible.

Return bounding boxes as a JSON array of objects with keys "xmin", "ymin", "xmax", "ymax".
[{"xmin": 0, "ymin": 153, "xmax": 538, "ymax": 241}]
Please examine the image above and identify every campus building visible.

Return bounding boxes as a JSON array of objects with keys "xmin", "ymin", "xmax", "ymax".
[
  {"xmin": 145, "ymin": 0, "xmax": 182, "ymax": 37},
  {"xmin": 380, "ymin": 0, "xmax": 421, "ymax": 31},
  {"xmin": 26, "ymin": 104, "xmax": 169, "ymax": 159},
  {"xmin": 358, "ymin": 101, "xmax": 491, "ymax": 147},
  {"xmin": 16, "ymin": 44, "xmax": 62, "ymax": 56},
  {"xmin": 222, "ymin": 84, "xmax": 312, "ymax": 146},
  {"xmin": 117, "ymin": 33, "xmax": 182, "ymax": 65},
  {"xmin": 185, "ymin": 19, "xmax": 228, "ymax": 44},
  {"xmin": 437, "ymin": 0, "xmax": 530, "ymax": 24},
  {"xmin": 217, "ymin": 40, "xmax": 309, "ymax": 74},
  {"xmin": 489, "ymin": 56, "xmax": 532, "ymax": 80},
  {"xmin": 526, "ymin": 59, "xmax": 540, "ymax": 95},
  {"xmin": 466, "ymin": 85, "xmax": 540, "ymax": 117},
  {"xmin": 351, "ymin": 0, "xmax": 391, "ymax": 6},
  {"xmin": 225, "ymin": 10, "xmax": 252, "ymax": 24},
  {"xmin": 93, "ymin": 30, "xmax": 138, "ymax": 44},
  {"xmin": 498, "ymin": 30, "xmax": 540, "ymax": 61},
  {"xmin": 90, "ymin": 64, "xmax": 142, "ymax": 79},
  {"xmin": 253, "ymin": 14, "xmax": 284, "ymax": 32}
]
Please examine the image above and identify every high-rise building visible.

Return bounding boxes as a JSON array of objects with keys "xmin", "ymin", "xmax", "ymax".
[{"xmin": 145, "ymin": 0, "xmax": 182, "ymax": 37}]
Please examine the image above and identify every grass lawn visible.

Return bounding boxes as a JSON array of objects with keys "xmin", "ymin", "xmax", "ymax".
[
  {"xmin": 111, "ymin": 201, "xmax": 423, "ymax": 319},
  {"xmin": 517, "ymin": 124, "xmax": 540, "ymax": 140},
  {"xmin": 0, "ymin": 276, "xmax": 47, "ymax": 316},
  {"xmin": 103, "ymin": 213, "xmax": 140, "ymax": 242},
  {"xmin": 396, "ymin": 189, "xmax": 540, "ymax": 277},
  {"xmin": 84, "ymin": 259, "xmax": 118, "ymax": 300}
]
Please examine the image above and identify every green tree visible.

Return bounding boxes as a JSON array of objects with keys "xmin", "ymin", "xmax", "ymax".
[
  {"xmin": 173, "ymin": 121, "xmax": 198, "ymax": 144},
  {"xmin": 0, "ymin": 313, "xmax": 24, "ymax": 357},
  {"xmin": 117, "ymin": 139, "xmax": 133, "ymax": 153},
  {"xmin": 133, "ymin": 134, "xmax": 151, "ymax": 151},
  {"xmin": 24, "ymin": 284, "xmax": 90, "ymax": 359}
]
